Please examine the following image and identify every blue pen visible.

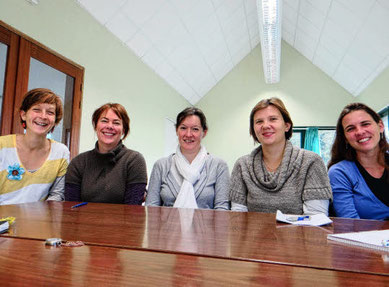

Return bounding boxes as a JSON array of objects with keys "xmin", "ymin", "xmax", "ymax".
[
  {"xmin": 286, "ymin": 215, "xmax": 311, "ymax": 222},
  {"xmin": 296, "ymin": 215, "xmax": 310, "ymax": 221},
  {"xmin": 71, "ymin": 202, "xmax": 88, "ymax": 209}
]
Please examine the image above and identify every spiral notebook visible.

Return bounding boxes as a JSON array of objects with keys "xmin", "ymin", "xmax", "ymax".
[{"xmin": 327, "ymin": 229, "xmax": 389, "ymax": 252}]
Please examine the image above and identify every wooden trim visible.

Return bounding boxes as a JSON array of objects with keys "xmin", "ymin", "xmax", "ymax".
[
  {"xmin": 0, "ymin": 20, "xmax": 83, "ymax": 71},
  {"xmin": 70, "ymin": 70, "xmax": 84, "ymax": 159},
  {"xmin": 30, "ymin": 43, "xmax": 83, "ymax": 78},
  {"xmin": 12, "ymin": 38, "xmax": 31, "ymax": 134},
  {"xmin": 0, "ymin": 32, "xmax": 19, "ymax": 135},
  {"xmin": 0, "ymin": 24, "xmax": 11, "ymax": 44}
]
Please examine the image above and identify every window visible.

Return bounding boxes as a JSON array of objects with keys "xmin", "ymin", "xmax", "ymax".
[
  {"xmin": 290, "ymin": 127, "xmax": 336, "ymax": 166},
  {"xmin": 378, "ymin": 106, "xmax": 389, "ymax": 142},
  {"xmin": 0, "ymin": 22, "xmax": 83, "ymax": 158}
]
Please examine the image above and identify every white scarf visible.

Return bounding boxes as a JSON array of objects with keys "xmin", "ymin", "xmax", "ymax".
[{"xmin": 172, "ymin": 145, "xmax": 208, "ymax": 209}]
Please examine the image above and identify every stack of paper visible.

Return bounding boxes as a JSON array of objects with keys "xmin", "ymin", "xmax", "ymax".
[
  {"xmin": 0, "ymin": 220, "xmax": 9, "ymax": 234},
  {"xmin": 327, "ymin": 230, "xmax": 389, "ymax": 252}
]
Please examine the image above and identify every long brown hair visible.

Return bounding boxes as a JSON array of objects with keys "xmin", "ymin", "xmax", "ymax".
[{"xmin": 328, "ymin": 103, "xmax": 388, "ymax": 175}]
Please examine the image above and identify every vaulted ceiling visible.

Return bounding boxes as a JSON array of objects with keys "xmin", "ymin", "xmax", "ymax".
[{"xmin": 76, "ymin": 0, "xmax": 389, "ymax": 104}]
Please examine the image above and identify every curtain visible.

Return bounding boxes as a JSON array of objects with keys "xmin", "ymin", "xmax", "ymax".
[{"xmin": 304, "ymin": 127, "xmax": 321, "ymax": 155}]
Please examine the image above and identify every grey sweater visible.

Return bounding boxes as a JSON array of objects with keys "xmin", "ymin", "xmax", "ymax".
[
  {"xmin": 230, "ymin": 141, "xmax": 332, "ymax": 214},
  {"xmin": 146, "ymin": 154, "xmax": 230, "ymax": 210}
]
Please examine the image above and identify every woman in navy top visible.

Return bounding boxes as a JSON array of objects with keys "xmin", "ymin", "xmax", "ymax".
[{"xmin": 328, "ymin": 103, "xmax": 389, "ymax": 220}]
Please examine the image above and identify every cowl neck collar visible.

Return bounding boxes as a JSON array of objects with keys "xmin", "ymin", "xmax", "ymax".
[{"xmin": 248, "ymin": 141, "xmax": 302, "ymax": 192}]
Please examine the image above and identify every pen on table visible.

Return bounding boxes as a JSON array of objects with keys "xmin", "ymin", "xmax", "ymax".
[
  {"xmin": 71, "ymin": 202, "xmax": 88, "ymax": 209},
  {"xmin": 296, "ymin": 215, "xmax": 310, "ymax": 221},
  {"xmin": 286, "ymin": 215, "xmax": 310, "ymax": 222}
]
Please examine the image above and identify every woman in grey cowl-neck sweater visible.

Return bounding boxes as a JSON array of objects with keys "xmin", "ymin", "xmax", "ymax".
[{"xmin": 230, "ymin": 98, "xmax": 332, "ymax": 215}]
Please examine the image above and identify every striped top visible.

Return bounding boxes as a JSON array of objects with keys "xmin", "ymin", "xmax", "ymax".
[{"xmin": 0, "ymin": 134, "xmax": 69, "ymax": 205}]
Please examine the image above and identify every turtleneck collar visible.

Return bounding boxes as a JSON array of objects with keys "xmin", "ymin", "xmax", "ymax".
[{"xmin": 93, "ymin": 140, "xmax": 124, "ymax": 163}]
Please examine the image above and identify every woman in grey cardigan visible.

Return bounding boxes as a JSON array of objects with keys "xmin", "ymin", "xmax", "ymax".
[
  {"xmin": 146, "ymin": 107, "xmax": 229, "ymax": 210},
  {"xmin": 230, "ymin": 98, "xmax": 332, "ymax": 215}
]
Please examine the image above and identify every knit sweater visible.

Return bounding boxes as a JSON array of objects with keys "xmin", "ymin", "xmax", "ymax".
[
  {"xmin": 230, "ymin": 141, "xmax": 332, "ymax": 214},
  {"xmin": 146, "ymin": 153, "xmax": 230, "ymax": 210},
  {"xmin": 65, "ymin": 141, "xmax": 147, "ymax": 204}
]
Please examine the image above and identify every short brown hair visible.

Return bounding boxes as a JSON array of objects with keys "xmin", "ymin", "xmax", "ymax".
[
  {"xmin": 19, "ymin": 88, "xmax": 63, "ymax": 131},
  {"xmin": 92, "ymin": 103, "xmax": 130, "ymax": 139},
  {"xmin": 176, "ymin": 107, "xmax": 208, "ymax": 131},
  {"xmin": 249, "ymin": 97, "xmax": 293, "ymax": 143}
]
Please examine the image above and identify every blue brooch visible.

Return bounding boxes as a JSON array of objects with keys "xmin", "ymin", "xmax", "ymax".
[{"xmin": 7, "ymin": 164, "xmax": 25, "ymax": 181}]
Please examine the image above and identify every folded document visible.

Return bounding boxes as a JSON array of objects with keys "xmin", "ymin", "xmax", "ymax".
[{"xmin": 276, "ymin": 210, "xmax": 333, "ymax": 226}]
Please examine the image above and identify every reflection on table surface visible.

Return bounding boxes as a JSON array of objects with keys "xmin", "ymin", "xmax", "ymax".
[
  {"xmin": 1, "ymin": 201, "xmax": 389, "ymax": 275},
  {"xmin": 0, "ymin": 237, "xmax": 388, "ymax": 286}
]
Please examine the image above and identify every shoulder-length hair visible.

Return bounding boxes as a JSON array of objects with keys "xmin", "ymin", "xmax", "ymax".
[
  {"xmin": 92, "ymin": 103, "xmax": 130, "ymax": 139},
  {"xmin": 249, "ymin": 97, "xmax": 293, "ymax": 144}
]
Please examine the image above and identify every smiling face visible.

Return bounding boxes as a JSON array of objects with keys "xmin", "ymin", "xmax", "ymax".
[
  {"xmin": 95, "ymin": 109, "xmax": 124, "ymax": 153},
  {"xmin": 342, "ymin": 110, "xmax": 384, "ymax": 156},
  {"xmin": 176, "ymin": 115, "xmax": 207, "ymax": 155},
  {"xmin": 253, "ymin": 105, "xmax": 291, "ymax": 148},
  {"xmin": 20, "ymin": 103, "xmax": 56, "ymax": 136}
]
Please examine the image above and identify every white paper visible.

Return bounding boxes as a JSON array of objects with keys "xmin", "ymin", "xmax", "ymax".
[{"xmin": 276, "ymin": 210, "xmax": 332, "ymax": 226}]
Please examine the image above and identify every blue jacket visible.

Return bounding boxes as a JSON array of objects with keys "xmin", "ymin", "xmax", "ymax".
[{"xmin": 328, "ymin": 160, "xmax": 389, "ymax": 220}]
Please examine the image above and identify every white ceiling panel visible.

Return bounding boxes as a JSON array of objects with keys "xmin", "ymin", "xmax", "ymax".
[
  {"xmin": 328, "ymin": 1, "xmax": 362, "ymax": 35},
  {"xmin": 126, "ymin": 31, "xmax": 152, "ymax": 58},
  {"xmin": 77, "ymin": 0, "xmax": 389, "ymax": 103},
  {"xmin": 78, "ymin": 0, "xmax": 126, "ymax": 24},
  {"xmin": 297, "ymin": 15, "xmax": 321, "ymax": 43},
  {"xmin": 105, "ymin": 11, "xmax": 137, "ymax": 43},
  {"xmin": 121, "ymin": 0, "xmax": 165, "ymax": 27},
  {"xmin": 308, "ymin": 0, "xmax": 332, "ymax": 15},
  {"xmin": 141, "ymin": 3, "xmax": 180, "ymax": 45},
  {"xmin": 284, "ymin": 0, "xmax": 300, "ymax": 11},
  {"xmin": 299, "ymin": 0, "xmax": 327, "ymax": 30},
  {"xmin": 336, "ymin": 0, "xmax": 375, "ymax": 17},
  {"xmin": 313, "ymin": 46, "xmax": 339, "ymax": 76}
]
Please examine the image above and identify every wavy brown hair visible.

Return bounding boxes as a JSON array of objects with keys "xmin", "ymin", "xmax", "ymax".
[{"xmin": 328, "ymin": 103, "xmax": 388, "ymax": 177}]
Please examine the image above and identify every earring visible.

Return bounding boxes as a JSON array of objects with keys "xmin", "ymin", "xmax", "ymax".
[
  {"xmin": 380, "ymin": 133, "xmax": 384, "ymax": 140},
  {"xmin": 22, "ymin": 122, "xmax": 26, "ymax": 129},
  {"xmin": 345, "ymin": 142, "xmax": 349, "ymax": 150}
]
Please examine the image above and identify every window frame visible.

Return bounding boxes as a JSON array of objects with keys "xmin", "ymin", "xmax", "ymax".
[{"xmin": 0, "ymin": 21, "xmax": 84, "ymax": 159}]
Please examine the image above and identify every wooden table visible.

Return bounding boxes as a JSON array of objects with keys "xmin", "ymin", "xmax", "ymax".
[
  {"xmin": 0, "ymin": 237, "xmax": 388, "ymax": 286},
  {"xmin": 1, "ymin": 202, "xmax": 389, "ymax": 277}
]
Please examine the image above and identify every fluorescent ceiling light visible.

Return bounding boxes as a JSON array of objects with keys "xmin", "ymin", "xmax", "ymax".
[
  {"xmin": 25, "ymin": 0, "xmax": 39, "ymax": 4},
  {"xmin": 257, "ymin": 0, "xmax": 282, "ymax": 84}
]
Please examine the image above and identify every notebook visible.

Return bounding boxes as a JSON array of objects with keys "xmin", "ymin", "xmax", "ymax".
[
  {"xmin": 0, "ymin": 220, "xmax": 9, "ymax": 234},
  {"xmin": 327, "ymin": 229, "xmax": 389, "ymax": 252}
]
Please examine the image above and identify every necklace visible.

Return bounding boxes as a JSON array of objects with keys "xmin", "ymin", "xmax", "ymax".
[{"xmin": 262, "ymin": 158, "xmax": 279, "ymax": 172}]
